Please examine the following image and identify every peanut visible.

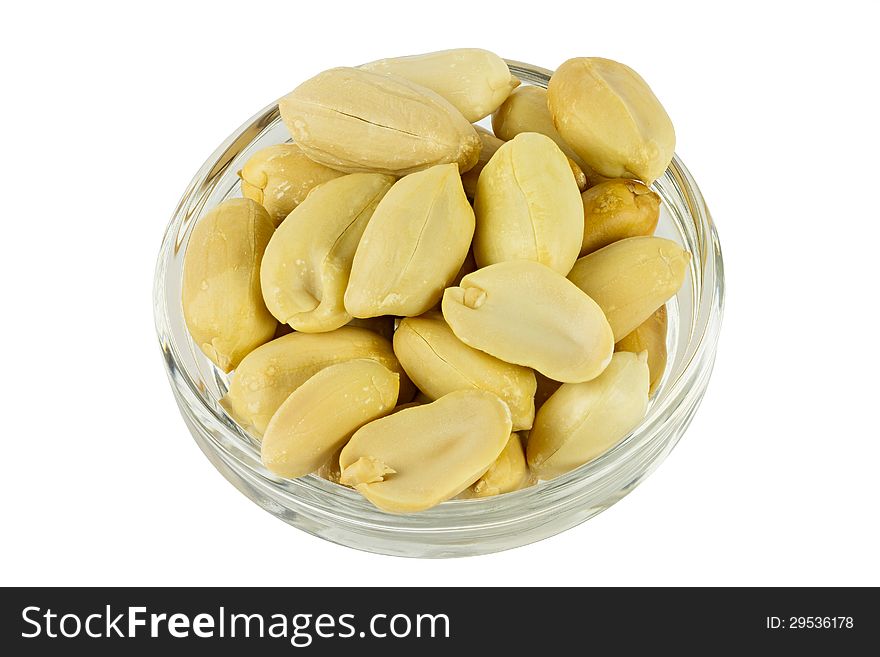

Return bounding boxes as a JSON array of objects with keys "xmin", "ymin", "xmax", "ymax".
[
  {"xmin": 279, "ymin": 67, "xmax": 480, "ymax": 176},
  {"xmin": 182, "ymin": 198, "xmax": 276, "ymax": 372},
  {"xmin": 339, "ymin": 390, "xmax": 512, "ymax": 512},
  {"xmin": 261, "ymin": 359, "xmax": 399, "ymax": 478},
  {"xmin": 442, "ymin": 260, "xmax": 613, "ymax": 382}
]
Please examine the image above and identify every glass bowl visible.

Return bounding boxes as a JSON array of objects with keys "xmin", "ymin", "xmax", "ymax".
[{"xmin": 153, "ymin": 60, "xmax": 724, "ymax": 558}]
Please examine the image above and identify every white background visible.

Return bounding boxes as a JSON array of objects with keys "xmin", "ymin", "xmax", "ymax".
[{"xmin": 1, "ymin": 0, "xmax": 878, "ymax": 587}]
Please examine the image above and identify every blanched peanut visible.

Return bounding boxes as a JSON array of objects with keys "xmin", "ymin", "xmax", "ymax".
[
  {"xmin": 361, "ymin": 48, "xmax": 519, "ymax": 122},
  {"xmin": 393, "ymin": 313, "xmax": 536, "ymax": 430},
  {"xmin": 261, "ymin": 360, "xmax": 399, "ymax": 478},
  {"xmin": 527, "ymin": 352, "xmax": 649, "ymax": 479},
  {"xmin": 442, "ymin": 260, "xmax": 613, "ymax": 383},
  {"xmin": 568, "ymin": 236, "xmax": 689, "ymax": 340},
  {"xmin": 339, "ymin": 390, "xmax": 512, "ymax": 512},
  {"xmin": 238, "ymin": 143, "xmax": 345, "ymax": 226},
  {"xmin": 473, "ymin": 132, "xmax": 583, "ymax": 275},
  {"xmin": 469, "ymin": 433, "xmax": 530, "ymax": 498},
  {"xmin": 548, "ymin": 57, "xmax": 675, "ymax": 184},
  {"xmin": 345, "ymin": 164, "xmax": 474, "ymax": 318},
  {"xmin": 615, "ymin": 305, "xmax": 668, "ymax": 395},
  {"xmin": 220, "ymin": 326, "xmax": 412, "ymax": 437},
  {"xmin": 260, "ymin": 173, "xmax": 394, "ymax": 333},
  {"xmin": 182, "ymin": 198, "xmax": 277, "ymax": 372},
  {"xmin": 279, "ymin": 67, "xmax": 480, "ymax": 176},
  {"xmin": 580, "ymin": 179, "xmax": 660, "ymax": 256}
]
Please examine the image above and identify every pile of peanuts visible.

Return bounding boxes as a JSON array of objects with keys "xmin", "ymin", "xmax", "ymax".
[{"xmin": 181, "ymin": 49, "xmax": 689, "ymax": 513}]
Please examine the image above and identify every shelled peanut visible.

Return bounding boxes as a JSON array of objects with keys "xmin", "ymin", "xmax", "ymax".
[{"xmin": 181, "ymin": 48, "xmax": 688, "ymax": 514}]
